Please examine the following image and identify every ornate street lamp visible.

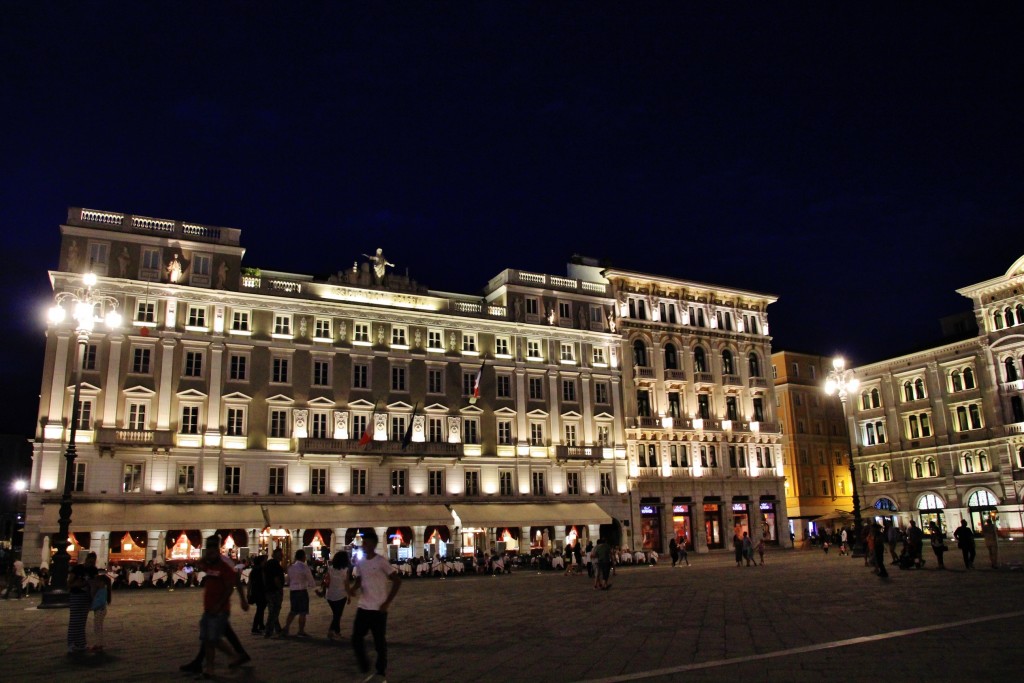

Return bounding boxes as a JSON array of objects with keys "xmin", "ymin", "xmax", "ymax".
[
  {"xmin": 824, "ymin": 356, "xmax": 863, "ymax": 551},
  {"xmin": 43, "ymin": 272, "xmax": 120, "ymax": 606}
]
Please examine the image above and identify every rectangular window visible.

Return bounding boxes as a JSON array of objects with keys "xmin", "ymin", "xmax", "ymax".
[
  {"xmin": 427, "ymin": 329, "xmax": 443, "ymax": 349},
  {"xmin": 530, "ymin": 422, "xmax": 545, "ymax": 446},
  {"xmin": 352, "ymin": 414, "xmax": 368, "ymax": 440},
  {"xmin": 350, "ymin": 468, "xmax": 367, "ymax": 495},
  {"xmin": 497, "ymin": 420, "xmax": 512, "ymax": 445},
  {"xmin": 183, "ymin": 350, "xmax": 203, "ymax": 378},
  {"xmin": 495, "ymin": 337, "xmax": 510, "ymax": 356},
  {"xmin": 391, "ymin": 469, "xmax": 407, "ymax": 495},
  {"xmin": 268, "ymin": 466, "xmax": 285, "ymax": 495},
  {"xmin": 428, "ymin": 368, "xmax": 444, "ymax": 394},
  {"xmin": 269, "ymin": 409, "xmax": 289, "ymax": 438},
  {"xmin": 529, "ymin": 377, "xmax": 544, "ymax": 400},
  {"xmin": 525, "ymin": 298, "xmax": 539, "ymax": 316},
  {"xmin": 462, "ymin": 372, "xmax": 475, "ymax": 396},
  {"xmin": 428, "ymin": 469, "xmax": 445, "ymax": 496},
  {"xmin": 560, "ymin": 343, "xmax": 574, "ymax": 361},
  {"xmin": 499, "ymin": 470, "xmax": 514, "ymax": 496},
  {"xmin": 527, "ymin": 340, "xmax": 542, "ymax": 359},
  {"xmin": 231, "ymin": 310, "xmax": 250, "ymax": 332},
  {"xmin": 141, "ymin": 247, "xmax": 161, "ymax": 275},
  {"xmin": 391, "ymin": 366, "xmax": 407, "ymax": 391},
  {"xmin": 561, "ymin": 379, "xmax": 576, "ymax": 402},
  {"xmin": 271, "ymin": 357, "xmax": 289, "ymax": 383},
  {"xmin": 187, "ymin": 305, "xmax": 207, "ymax": 328},
  {"xmin": 391, "ymin": 326, "xmax": 408, "ymax": 347},
  {"xmin": 123, "ymin": 463, "xmax": 143, "ymax": 493},
  {"xmin": 563, "ymin": 423, "xmax": 577, "ymax": 446},
  {"xmin": 226, "ymin": 407, "xmax": 246, "ymax": 436},
  {"xmin": 600, "ymin": 472, "xmax": 612, "ymax": 495},
  {"xmin": 192, "ymin": 254, "xmax": 211, "ymax": 277},
  {"xmin": 566, "ymin": 471, "xmax": 581, "ymax": 495},
  {"xmin": 309, "ymin": 468, "xmax": 327, "ymax": 495},
  {"xmin": 89, "ymin": 241, "xmax": 109, "ymax": 269},
  {"xmin": 177, "ymin": 465, "xmax": 195, "ymax": 494},
  {"xmin": 465, "ymin": 470, "xmax": 480, "ymax": 496},
  {"xmin": 228, "ymin": 354, "xmax": 248, "ymax": 381},
  {"xmin": 462, "ymin": 333, "xmax": 478, "ymax": 353},
  {"xmin": 180, "ymin": 405, "xmax": 200, "ymax": 434},
  {"xmin": 83, "ymin": 344, "xmax": 98, "ymax": 371},
  {"xmin": 311, "ymin": 360, "xmax": 329, "ymax": 386},
  {"xmin": 496, "ymin": 375, "xmax": 511, "ymax": 398},
  {"xmin": 132, "ymin": 347, "xmax": 151, "ymax": 374},
  {"xmin": 595, "ymin": 382, "xmax": 609, "ymax": 404},
  {"xmin": 531, "ymin": 471, "xmax": 546, "ymax": 495},
  {"xmin": 596, "ymin": 425, "xmax": 610, "ymax": 446},
  {"xmin": 273, "ymin": 314, "xmax": 292, "ymax": 336},
  {"xmin": 223, "ymin": 466, "xmax": 240, "ymax": 495},
  {"xmin": 311, "ymin": 412, "xmax": 328, "ymax": 439},
  {"xmin": 592, "ymin": 347, "xmax": 606, "ymax": 365},
  {"xmin": 463, "ymin": 418, "xmax": 480, "ymax": 445},
  {"xmin": 390, "ymin": 416, "xmax": 407, "ymax": 442},
  {"xmin": 72, "ymin": 399, "xmax": 92, "ymax": 430},
  {"xmin": 135, "ymin": 300, "xmax": 156, "ymax": 323},
  {"xmin": 353, "ymin": 323, "xmax": 370, "ymax": 343},
  {"xmin": 428, "ymin": 417, "xmax": 444, "ymax": 443},
  {"xmin": 314, "ymin": 318, "xmax": 332, "ymax": 339},
  {"xmin": 559, "ymin": 301, "xmax": 571, "ymax": 320},
  {"xmin": 352, "ymin": 363, "xmax": 368, "ymax": 389},
  {"xmin": 72, "ymin": 462, "xmax": 86, "ymax": 493},
  {"xmin": 697, "ymin": 394, "xmax": 711, "ymax": 420}
]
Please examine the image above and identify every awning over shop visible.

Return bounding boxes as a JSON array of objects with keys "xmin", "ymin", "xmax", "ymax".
[
  {"xmin": 41, "ymin": 502, "xmax": 453, "ymax": 532},
  {"xmin": 811, "ymin": 510, "xmax": 853, "ymax": 524},
  {"xmin": 451, "ymin": 502, "xmax": 612, "ymax": 527}
]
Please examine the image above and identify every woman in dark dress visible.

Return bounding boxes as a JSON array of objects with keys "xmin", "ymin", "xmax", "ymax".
[
  {"xmin": 248, "ymin": 555, "xmax": 267, "ymax": 634},
  {"xmin": 67, "ymin": 551, "xmax": 98, "ymax": 653}
]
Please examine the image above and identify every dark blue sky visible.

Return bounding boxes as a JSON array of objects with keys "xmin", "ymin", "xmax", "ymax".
[{"xmin": 2, "ymin": 3, "xmax": 1022, "ymax": 435}]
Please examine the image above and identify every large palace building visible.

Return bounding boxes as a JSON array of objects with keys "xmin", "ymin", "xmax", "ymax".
[
  {"xmin": 26, "ymin": 207, "xmax": 789, "ymax": 567},
  {"xmin": 849, "ymin": 257, "xmax": 1024, "ymax": 537}
]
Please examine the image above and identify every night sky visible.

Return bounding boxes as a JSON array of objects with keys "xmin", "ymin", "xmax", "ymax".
[{"xmin": 2, "ymin": 4, "xmax": 1022, "ymax": 436}]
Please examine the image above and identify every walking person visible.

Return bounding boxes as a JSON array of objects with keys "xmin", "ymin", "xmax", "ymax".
[
  {"xmin": 678, "ymin": 536, "xmax": 690, "ymax": 566},
  {"xmin": 886, "ymin": 522, "xmax": 902, "ymax": 565},
  {"xmin": 88, "ymin": 572, "xmax": 112, "ymax": 652},
  {"xmin": 871, "ymin": 523, "xmax": 889, "ymax": 578},
  {"xmin": 3, "ymin": 558, "xmax": 25, "ymax": 599},
  {"xmin": 263, "ymin": 547, "xmax": 285, "ymax": 638},
  {"xmin": 669, "ymin": 537, "xmax": 679, "ymax": 568},
  {"xmin": 733, "ymin": 531, "xmax": 743, "ymax": 567},
  {"xmin": 928, "ymin": 522, "xmax": 947, "ymax": 569},
  {"xmin": 839, "ymin": 528, "xmax": 848, "ymax": 556},
  {"xmin": 954, "ymin": 519, "xmax": 976, "ymax": 569},
  {"xmin": 195, "ymin": 534, "xmax": 249, "ymax": 678},
  {"xmin": 248, "ymin": 555, "xmax": 268, "ymax": 634},
  {"xmin": 67, "ymin": 551, "xmax": 98, "ymax": 654},
  {"xmin": 348, "ymin": 529, "xmax": 401, "ymax": 683},
  {"xmin": 324, "ymin": 550, "xmax": 351, "ymax": 641},
  {"xmin": 906, "ymin": 520, "xmax": 925, "ymax": 568},
  {"xmin": 584, "ymin": 540, "xmax": 594, "ymax": 578},
  {"xmin": 741, "ymin": 532, "xmax": 755, "ymax": 566},
  {"xmin": 594, "ymin": 537, "xmax": 613, "ymax": 589},
  {"xmin": 982, "ymin": 519, "xmax": 999, "ymax": 568},
  {"xmin": 282, "ymin": 549, "xmax": 316, "ymax": 637},
  {"xmin": 756, "ymin": 536, "xmax": 766, "ymax": 566}
]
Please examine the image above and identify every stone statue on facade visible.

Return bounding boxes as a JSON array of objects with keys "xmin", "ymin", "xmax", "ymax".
[
  {"xmin": 166, "ymin": 253, "xmax": 183, "ymax": 283},
  {"xmin": 362, "ymin": 248, "xmax": 395, "ymax": 285}
]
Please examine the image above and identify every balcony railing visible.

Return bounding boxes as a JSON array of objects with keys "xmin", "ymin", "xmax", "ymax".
[
  {"xmin": 555, "ymin": 445, "xmax": 608, "ymax": 461},
  {"xmin": 71, "ymin": 207, "xmax": 241, "ymax": 246},
  {"xmin": 693, "ymin": 372, "xmax": 714, "ymax": 384},
  {"xmin": 299, "ymin": 438, "xmax": 463, "ymax": 457},
  {"xmin": 748, "ymin": 377, "xmax": 768, "ymax": 389},
  {"xmin": 634, "ymin": 366, "xmax": 655, "ymax": 379},
  {"xmin": 665, "ymin": 369, "xmax": 687, "ymax": 381},
  {"xmin": 635, "ymin": 416, "xmax": 661, "ymax": 428},
  {"xmin": 722, "ymin": 374, "xmax": 743, "ymax": 386},
  {"xmin": 95, "ymin": 428, "xmax": 174, "ymax": 448}
]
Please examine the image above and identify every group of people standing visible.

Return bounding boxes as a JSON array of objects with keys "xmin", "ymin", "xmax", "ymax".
[
  {"xmin": 849, "ymin": 517, "xmax": 1002, "ymax": 579},
  {"xmin": 732, "ymin": 531, "xmax": 766, "ymax": 567}
]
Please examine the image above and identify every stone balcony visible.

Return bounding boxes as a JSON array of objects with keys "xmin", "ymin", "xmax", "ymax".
[{"xmin": 299, "ymin": 438, "xmax": 463, "ymax": 457}]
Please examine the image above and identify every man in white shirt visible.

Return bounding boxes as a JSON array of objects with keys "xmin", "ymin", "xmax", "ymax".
[
  {"xmin": 348, "ymin": 529, "xmax": 401, "ymax": 683},
  {"xmin": 282, "ymin": 549, "xmax": 317, "ymax": 637}
]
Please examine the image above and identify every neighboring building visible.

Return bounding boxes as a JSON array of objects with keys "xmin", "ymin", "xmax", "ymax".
[
  {"xmin": 26, "ymin": 207, "xmax": 788, "ymax": 567},
  {"xmin": 772, "ymin": 351, "xmax": 852, "ymax": 541},
  {"xmin": 603, "ymin": 267, "xmax": 790, "ymax": 552},
  {"xmin": 848, "ymin": 256, "xmax": 1024, "ymax": 537}
]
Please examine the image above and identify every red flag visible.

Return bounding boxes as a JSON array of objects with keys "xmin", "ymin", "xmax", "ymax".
[
  {"xmin": 472, "ymin": 365, "xmax": 483, "ymax": 399},
  {"xmin": 358, "ymin": 419, "xmax": 373, "ymax": 446}
]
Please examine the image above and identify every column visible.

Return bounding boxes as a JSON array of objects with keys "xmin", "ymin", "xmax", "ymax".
[
  {"xmin": 205, "ymin": 342, "xmax": 225, "ymax": 439},
  {"xmin": 91, "ymin": 531, "xmax": 110, "ymax": 568},
  {"xmin": 46, "ymin": 331, "xmax": 72, "ymax": 433},
  {"xmin": 515, "ymin": 366, "xmax": 528, "ymax": 446},
  {"xmin": 611, "ymin": 378, "xmax": 625, "ymax": 445},
  {"xmin": 101, "ymin": 334, "xmax": 125, "ymax": 427},
  {"xmin": 581, "ymin": 374, "xmax": 594, "ymax": 444},
  {"xmin": 40, "ymin": 535, "xmax": 52, "ymax": 568},
  {"xmin": 333, "ymin": 527, "xmax": 347, "ymax": 555},
  {"xmin": 548, "ymin": 370, "xmax": 561, "ymax": 444},
  {"xmin": 148, "ymin": 530, "xmax": 164, "ymax": 563},
  {"xmin": 412, "ymin": 525, "xmax": 426, "ymax": 558},
  {"xmin": 156, "ymin": 338, "xmax": 177, "ymax": 430},
  {"xmin": 201, "ymin": 529, "xmax": 218, "ymax": 549},
  {"xmin": 587, "ymin": 524, "xmax": 601, "ymax": 546},
  {"xmin": 652, "ymin": 337, "xmax": 665, "ymax": 413},
  {"xmin": 553, "ymin": 525, "xmax": 565, "ymax": 552}
]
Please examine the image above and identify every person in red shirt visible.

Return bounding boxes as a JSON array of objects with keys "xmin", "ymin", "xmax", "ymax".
[{"xmin": 198, "ymin": 535, "xmax": 248, "ymax": 677}]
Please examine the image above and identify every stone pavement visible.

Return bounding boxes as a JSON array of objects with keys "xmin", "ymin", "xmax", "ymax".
[{"xmin": 1, "ymin": 547, "xmax": 1022, "ymax": 683}]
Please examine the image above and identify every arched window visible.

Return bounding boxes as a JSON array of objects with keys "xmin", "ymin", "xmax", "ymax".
[
  {"xmin": 633, "ymin": 339, "xmax": 648, "ymax": 368},
  {"xmin": 920, "ymin": 413, "xmax": 931, "ymax": 437},
  {"xmin": 957, "ymin": 406, "xmax": 969, "ymax": 431},
  {"xmin": 1012, "ymin": 397, "xmax": 1024, "ymax": 423},
  {"xmin": 870, "ymin": 465, "xmax": 878, "ymax": 483},
  {"xmin": 1017, "ymin": 304, "xmax": 1024, "ymax": 324},
  {"xmin": 881, "ymin": 463, "xmax": 891, "ymax": 481},
  {"xmin": 963, "ymin": 453, "xmax": 974, "ymax": 473},
  {"xmin": 722, "ymin": 350, "xmax": 735, "ymax": 375},
  {"xmin": 969, "ymin": 404, "xmax": 982, "ymax": 429},
  {"xmin": 918, "ymin": 493, "xmax": 944, "ymax": 510},
  {"xmin": 1006, "ymin": 307, "xmax": 1016, "ymax": 326},
  {"xmin": 866, "ymin": 423, "xmax": 876, "ymax": 445},
  {"xmin": 664, "ymin": 343, "xmax": 678, "ymax": 370},
  {"xmin": 904, "ymin": 381, "xmax": 914, "ymax": 402},
  {"xmin": 875, "ymin": 421, "xmax": 886, "ymax": 443},
  {"xmin": 927, "ymin": 457, "xmax": 937, "ymax": 477},
  {"xmin": 700, "ymin": 446, "xmax": 708, "ymax": 468},
  {"xmin": 964, "ymin": 367, "xmax": 976, "ymax": 389},
  {"xmin": 914, "ymin": 460, "xmax": 923, "ymax": 478},
  {"xmin": 748, "ymin": 353, "xmax": 761, "ymax": 378},
  {"xmin": 978, "ymin": 451, "xmax": 989, "ymax": 471},
  {"xmin": 694, "ymin": 346, "xmax": 707, "ymax": 373},
  {"xmin": 967, "ymin": 489, "xmax": 998, "ymax": 507},
  {"xmin": 1006, "ymin": 357, "xmax": 1018, "ymax": 382},
  {"xmin": 914, "ymin": 378, "xmax": 926, "ymax": 399},
  {"xmin": 951, "ymin": 370, "xmax": 963, "ymax": 392},
  {"xmin": 764, "ymin": 447, "xmax": 773, "ymax": 467},
  {"xmin": 875, "ymin": 497, "xmax": 897, "ymax": 511},
  {"xmin": 861, "ymin": 392, "xmax": 871, "ymax": 410},
  {"xmin": 995, "ymin": 312, "xmax": 1004, "ymax": 330},
  {"xmin": 871, "ymin": 388, "xmax": 880, "ymax": 408},
  {"xmin": 908, "ymin": 415, "xmax": 920, "ymax": 438}
]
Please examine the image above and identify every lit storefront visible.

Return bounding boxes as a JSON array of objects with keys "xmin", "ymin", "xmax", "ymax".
[
  {"xmin": 758, "ymin": 497, "xmax": 779, "ymax": 544},
  {"xmin": 671, "ymin": 499, "xmax": 693, "ymax": 550},
  {"xmin": 639, "ymin": 502, "xmax": 662, "ymax": 552},
  {"xmin": 917, "ymin": 493, "xmax": 946, "ymax": 534},
  {"xmin": 703, "ymin": 499, "xmax": 724, "ymax": 549}
]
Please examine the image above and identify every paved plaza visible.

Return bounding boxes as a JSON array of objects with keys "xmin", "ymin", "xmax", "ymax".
[{"xmin": 1, "ymin": 547, "xmax": 1023, "ymax": 682}]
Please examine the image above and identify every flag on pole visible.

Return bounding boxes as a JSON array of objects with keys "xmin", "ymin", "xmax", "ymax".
[
  {"xmin": 401, "ymin": 404, "xmax": 419, "ymax": 450},
  {"xmin": 469, "ymin": 361, "xmax": 485, "ymax": 405},
  {"xmin": 358, "ymin": 415, "xmax": 374, "ymax": 446}
]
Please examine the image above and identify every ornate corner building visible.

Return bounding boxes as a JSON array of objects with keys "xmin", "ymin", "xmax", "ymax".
[
  {"xmin": 26, "ymin": 207, "xmax": 789, "ymax": 566},
  {"xmin": 848, "ymin": 257, "xmax": 1024, "ymax": 536}
]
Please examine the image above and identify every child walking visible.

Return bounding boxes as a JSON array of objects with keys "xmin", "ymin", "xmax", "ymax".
[{"xmin": 89, "ymin": 573, "xmax": 112, "ymax": 652}]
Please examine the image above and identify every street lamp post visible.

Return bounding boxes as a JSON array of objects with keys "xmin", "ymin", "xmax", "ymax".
[
  {"xmin": 824, "ymin": 356, "xmax": 863, "ymax": 552},
  {"xmin": 42, "ymin": 272, "xmax": 120, "ymax": 606}
]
